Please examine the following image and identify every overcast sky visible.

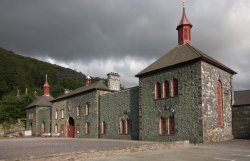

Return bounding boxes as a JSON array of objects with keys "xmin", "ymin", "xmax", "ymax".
[{"xmin": 0, "ymin": 0, "xmax": 249, "ymax": 90}]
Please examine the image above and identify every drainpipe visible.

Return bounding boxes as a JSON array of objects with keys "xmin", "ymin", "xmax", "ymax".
[{"xmin": 97, "ymin": 92, "xmax": 100, "ymax": 138}]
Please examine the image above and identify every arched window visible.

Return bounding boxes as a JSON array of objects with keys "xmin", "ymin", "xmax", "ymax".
[
  {"xmin": 76, "ymin": 106, "xmax": 80, "ymax": 117},
  {"xmin": 217, "ymin": 80, "xmax": 223, "ymax": 128},
  {"xmin": 155, "ymin": 82, "xmax": 161, "ymax": 99},
  {"xmin": 76, "ymin": 123, "xmax": 80, "ymax": 134},
  {"xmin": 61, "ymin": 109, "xmax": 64, "ymax": 119},
  {"xmin": 85, "ymin": 103, "xmax": 90, "ymax": 116},
  {"xmin": 171, "ymin": 79, "xmax": 178, "ymax": 97},
  {"xmin": 125, "ymin": 119, "xmax": 130, "ymax": 134},
  {"xmin": 60, "ymin": 124, "xmax": 64, "ymax": 134},
  {"xmin": 119, "ymin": 119, "xmax": 125, "ymax": 134},
  {"xmin": 167, "ymin": 116, "xmax": 175, "ymax": 135},
  {"xmin": 55, "ymin": 124, "xmax": 58, "ymax": 133},
  {"xmin": 163, "ymin": 81, "xmax": 170, "ymax": 98},
  {"xmin": 55, "ymin": 110, "xmax": 58, "ymax": 119},
  {"xmin": 85, "ymin": 122, "xmax": 90, "ymax": 135},
  {"xmin": 101, "ymin": 121, "xmax": 107, "ymax": 135},
  {"xmin": 159, "ymin": 117, "xmax": 164, "ymax": 135}
]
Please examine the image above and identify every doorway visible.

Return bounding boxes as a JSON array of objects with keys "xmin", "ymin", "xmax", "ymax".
[{"xmin": 67, "ymin": 117, "xmax": 75, "ymax": 138}]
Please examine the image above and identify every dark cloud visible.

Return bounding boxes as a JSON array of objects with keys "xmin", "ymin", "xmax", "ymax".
[{"xmin": 0, "ymin": 0, "xmax": 249, "ymax": 89}]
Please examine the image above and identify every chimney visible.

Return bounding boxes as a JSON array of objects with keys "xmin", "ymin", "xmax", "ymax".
[{"xmin": 107, "ymin": 72, "xmax": 120, "ymax": 91}]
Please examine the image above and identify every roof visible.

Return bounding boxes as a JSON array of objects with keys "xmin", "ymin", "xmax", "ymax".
[
  {"xmin": 234, "ymin": 90, "xmax": 250, "ymax": 106},
  {"xmin": 135, "ymin": 43, "xmax": 237, "ymax": 77},
  {"xmin": 26, "ymin": 95, "xmax": 54, "ymax": 109},
  {"xmin": 52, "ymin": 80, "xmax": 109, "ymax": 102}
]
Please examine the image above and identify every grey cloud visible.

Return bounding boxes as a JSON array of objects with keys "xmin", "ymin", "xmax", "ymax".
[{"xmin": 0, "ymin": 0, "xmax": 249, "ymax": 90}]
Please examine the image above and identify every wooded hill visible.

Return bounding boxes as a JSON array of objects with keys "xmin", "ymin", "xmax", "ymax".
[{"xmin": 0, "ymin": 47, "xmax": 102, "ymax": 123}]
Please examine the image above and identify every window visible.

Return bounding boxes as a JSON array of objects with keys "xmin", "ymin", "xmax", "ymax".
[
  {"xmin": 159, "ymin": 115, "xmax": 175, "ymax": 135},
  {"xmin": 171, "ymin": 79, "xmax": 178, "ymax": 97},
  {"xmin": 167, "ymin": 116, "xmax": 175, "ymax": 135},
  {"xmin": 76, "ymin": 123, "xmax": 80, "ymax": 134},
  {"xmin": 85, "ymin": 103, "xmax": 90, "ymax": 116},
  {"xmin": 85, "ymin": 122, "xmax": 90, "ymax": 135},
  {"xmin": 55, "ymin": 110, "xmax": 58, "ymax": 119},
  {"xmin": 60, "ymin": 124, "xmax": 64, "ymax": 134},
  {"xmin": 76, "ymin": 106, "xmax": 80, "ymax": 117},
  {"xmin": 159, "ymin": 117, "xmax": 164, "ymax": 135},
  {"xmin": 155, "ymin": 82, "xmax": 161, "ymax": 99},
  {"xmin": 101, "ymin": 121, "xmax": 107, "ymax": 135},
  {"xmin": 125, "ymin": 119, "xmax": 130, "ymax": 134},
  {"xmin": 217, "ymin": 80, "xmax": 223, "ymax": 128},
  {"xmin": 55, "ymin": 124, "xmax": 58, "ymax": 133},
  {"xmin": 119, "ymin": 119, "xmax": 125, "ymax": 134},
  {"xmin": 28, "ymin": 113, "xmax": 33, "ymax": 119},
  {"xmin": 163, "ymin": 81, "xmax": 170, "ymax": 98},
  {"xmin": 61, "ymin": 109, "xmax": 64, "ymax": 119}
]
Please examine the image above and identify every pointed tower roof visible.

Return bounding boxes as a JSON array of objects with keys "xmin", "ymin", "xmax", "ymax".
[
  {"xmin": 176, "ymin": 0, "xmax": 192, "ymax": 30},
  {"xmin": 43, "ymin": 74, "xmax": 50, "ymax": 96},
  {"xmin": 43, "ymin": 74, "xmax": 49, "ymax": 87}
]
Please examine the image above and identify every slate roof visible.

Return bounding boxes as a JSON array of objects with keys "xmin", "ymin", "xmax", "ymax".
[
  {"xmin": 52, "ymin": 80, "xmax": 109, "ymax": 102},
  {"xmin": 135, "ymin": 43, "xmax": 237, "ymax": 77},
  {"xmin": 26, "ymin": 95, "xmax": 54, "ymax": 109},
  {"xmin": 234, "ymin": 90, "xmax": 250, "ymax": 106}
]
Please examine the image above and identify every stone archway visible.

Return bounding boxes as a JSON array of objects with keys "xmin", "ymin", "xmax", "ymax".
[{"xmin": 67, "ymin": 117, "xmax": 75, "ymax": 138}]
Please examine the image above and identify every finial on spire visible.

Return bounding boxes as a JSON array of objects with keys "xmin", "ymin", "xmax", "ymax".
[
  {"xmin": 183, "ymin": 0, "xmax": 186, "ymax": 8},
  {"xmin": 45, "ymin": 74, "xmax": 48, "ymax": 82}
]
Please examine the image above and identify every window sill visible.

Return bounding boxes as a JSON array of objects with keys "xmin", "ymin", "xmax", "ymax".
[{"xmin": 154, "ymin": 96, "xmax": 178, "ymax": 100}]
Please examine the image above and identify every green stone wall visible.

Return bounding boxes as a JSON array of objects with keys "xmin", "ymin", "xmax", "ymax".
[
  {"xmin": 100, "ymin": 87, "xmax": 139, "ymax": 140},
  {"xmin": 26, "ymin": 106, "xmax": 51, "ymax": 136},
  {"xmin": 139, "ymin": 61, "xmax": 203, "ymax": 143},
  {"xmin": 52, "ymin": 90, "xmax": 109, "ymax": 138},
  {"xmin": 26, "ymin": 107, "xmax": 36, "ymax": 136},
  {"xmin": 36, "ymin": 107, "xmax": 51, "ymax": 135}
]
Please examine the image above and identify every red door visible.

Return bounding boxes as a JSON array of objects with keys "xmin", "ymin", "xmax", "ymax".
[{"xmin": 67, "ymin": 117, "xmax": 74, "ymax": 138}]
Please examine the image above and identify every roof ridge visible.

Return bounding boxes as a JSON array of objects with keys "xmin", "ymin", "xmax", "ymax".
[{"xmin": 185, "ymin": 44, "xmax": 203, "ymax": 57}]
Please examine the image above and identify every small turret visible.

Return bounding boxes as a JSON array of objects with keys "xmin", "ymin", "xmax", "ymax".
[
  {"xmin": 43, "ymin": 74, "xmax": 50, "ymax": 96},
  {"xmin": 176, "ymin": 0, "xmax": 193, "ymax": 45},
  {"xmin": 85, "ymin": 75, "xmax": 92, "ymax": 86}
]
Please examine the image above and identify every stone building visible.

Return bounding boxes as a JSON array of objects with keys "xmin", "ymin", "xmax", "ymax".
[
  {"xmin": 233, "ymin": 90, "xmax": 250, "ymax": 139},
  {"xmin": 26, "ymin": 3, "xmax": 236, "ymax": 143},
  {"xmin": 26, "ymin": 75, "xmax": 53, "ymax": 136}
]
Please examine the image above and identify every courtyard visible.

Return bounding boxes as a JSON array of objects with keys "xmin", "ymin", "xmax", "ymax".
[{"xmin": 0, "ymin": 138, "xmax": 249, "ymax": 161}]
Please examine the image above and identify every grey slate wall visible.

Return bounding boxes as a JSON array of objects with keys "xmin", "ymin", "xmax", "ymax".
[
  {"xmin": 36, "ymin": 107, "xmax": 51, "ymax": 135},
  {"xmin": 201, "ymin": 61, "xmax": 233, "ymax": 143},
  {"xmin": 52, "ymin": 90, "xmax": 109, "ymax": 138},
  {"xmin": 232, "ymin": 105, "xmax": 250, "ymax": 139},
  {"xmin": 139, "ymin": 61, "xmax": 203, "ymax": 143},
  {"xmin": 26, "ymin": 107, "xmax": 36, "ymax": 136},
  {"xmin": 100, "ymin": 87, "xmax": 139, "ymax": 140}
]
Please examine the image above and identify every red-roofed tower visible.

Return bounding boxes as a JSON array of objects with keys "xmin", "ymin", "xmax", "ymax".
[
  {"xmin": 176, "ymin": 0, "xmax": 193, "ymax": 45},
  {"xmin": 43, "ymin": 74, "xmax": 50, "ymax": 96}
]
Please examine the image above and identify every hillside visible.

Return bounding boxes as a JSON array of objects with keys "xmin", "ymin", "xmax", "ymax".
[{"xmin": 0, "ymin": 47, "xmax": 103, "ymax": 123}]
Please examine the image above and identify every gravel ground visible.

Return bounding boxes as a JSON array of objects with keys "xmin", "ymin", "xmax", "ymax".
[{"xmin": 0, "ymin": 137, "xmax": 155, "ymax": 160}]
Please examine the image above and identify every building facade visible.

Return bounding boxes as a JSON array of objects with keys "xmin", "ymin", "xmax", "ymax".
[
  {"xmin": 26, "ymin": 75, "xmax": 53, "ymax": 136},
  {"xmin": 232, "ymin": 90, "xmax": 250, "ymax": 139},
  {"xmin": 26, "ymin": 4, "xmax": 236, "ymax": 143}
]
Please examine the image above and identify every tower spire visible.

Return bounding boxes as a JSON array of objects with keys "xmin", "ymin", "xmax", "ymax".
[
  {"xmin": 177, "ymin": 0, "xmax": 193, "ymax": 45},
  {"xmin": 43, "ymin": 74, "xmax": 50, "ymax": 96}
]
